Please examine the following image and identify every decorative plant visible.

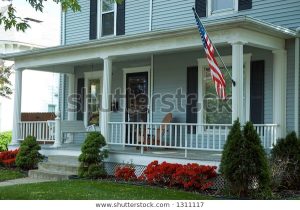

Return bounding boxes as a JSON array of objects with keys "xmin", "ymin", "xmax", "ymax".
[
  {"xmin": 78, "ymin": 132, "xmax": 108, "ymax": 179},
  {"xmin": 220, "ymin": 120, "xmax": 271, "ymax": 198},
  {"xmin": 115, "ymin": 165, "xmax": 137, "ymax": 181},
  {"xmin": 0, "ymin": 149, "xmax": 19, "ymax": 167},
  {"xmin": 15, "ymin": 136, "xmax": 44, "ymax": 170},
  {"xmin": 0, "ymin": 131, "xmax": 12, "ymax": 152},
  {"xmin": 139, "ymin": 161, "xmax": 217, "ymax": 191},
  {"xmin": 271, "ymin": 132, "xmax": 300, "ymax": 190}
]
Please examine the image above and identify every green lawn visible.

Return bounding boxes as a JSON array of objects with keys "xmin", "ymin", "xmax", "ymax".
[
  {"xmin": 0, "ymin": 168, "xmax": 26, "ymax": 182},
  {"xmin": 0, "ymin": 180, "xmax": 213, "ymax": 200}
]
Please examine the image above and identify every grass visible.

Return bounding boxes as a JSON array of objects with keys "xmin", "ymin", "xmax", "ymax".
[
  {"xmin": 0, "ymin": 180, "xmax": 213, "ymax": 200},
  {"xmin": 0, "ymin": 168, "xmax": 26, "ymax": 182}
]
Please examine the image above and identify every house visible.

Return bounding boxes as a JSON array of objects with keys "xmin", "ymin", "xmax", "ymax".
[
  {"xmin": 0, "ymin": 2, "xmax": 60, "ymax": 132},
  {"xmin": 1, "ymin": 0, "xmax": 300, "ymax": 172}
]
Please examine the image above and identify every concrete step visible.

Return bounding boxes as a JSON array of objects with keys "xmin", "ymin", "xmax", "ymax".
[
  {"xmin": 28, "ymin": 170, "xmax": 73, "ymax": 181},
  {"xmin": 38, "ymin": 162, "xmax": 79, "ymax": 175},
  {"xmin": 47, "ymin": 155, "xmax": 80, "ymax": 165},
  {"xmin": 29, "ymin": 155, "xmax": 80, "ymax": 181}
]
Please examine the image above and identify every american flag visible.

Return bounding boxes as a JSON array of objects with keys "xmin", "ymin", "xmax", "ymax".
[{"xmin": 193, "ymin": 11, "xmax": 226, "ymax": 100}]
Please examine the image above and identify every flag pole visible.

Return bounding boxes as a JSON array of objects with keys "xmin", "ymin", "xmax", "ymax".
[{"xmin": 192, "ymin": 7, "xmax": 236, "ymax": 86}]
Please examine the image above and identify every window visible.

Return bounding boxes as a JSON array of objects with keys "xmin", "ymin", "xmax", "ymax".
[
  {"xmin": 101, "ymin": 0, "xmax": 115, "ymax": 36},
  {"xmin": 48, "ymin": 104, "xmax": 56, "ymax": 112},
  {"xmin": 208, "ymin": 0, "xmax": 237, "ymax": 16},
  {"xmin": 203, "ymin": 67, "xmax": 232, "ymax": 124},
  {"xmin": 87, "ymin": 79, "xmax": 101, "ymax": 126}
]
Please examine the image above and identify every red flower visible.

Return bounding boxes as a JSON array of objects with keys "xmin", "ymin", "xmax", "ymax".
[
  {"xmin": 139, "ymin": 160, "xmax": 217, "ymax": 191},
  {"xmin": 115, "ymin": 165, "xmax": 137, "ymax": 181}
]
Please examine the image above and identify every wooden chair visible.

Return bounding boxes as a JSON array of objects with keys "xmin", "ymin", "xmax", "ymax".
[{"xmin": 138, "ymin": 113, "xmax": 173, "ymax": 150}]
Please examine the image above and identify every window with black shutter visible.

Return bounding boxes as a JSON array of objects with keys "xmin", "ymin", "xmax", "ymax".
[
  {"xmin": 90, "ymin": 0, "xmax": 125, "ymax": 39},
  {"xmin": 89, "ymin": 0, "xmax": 98, "ymax": 40},
  {"xmin": 238, "ymin": 0, "xmax": 252, "ymax": 11},
  {"xmin": 186, "ymin": 67, "xmax": 198, "ymax": 124}
]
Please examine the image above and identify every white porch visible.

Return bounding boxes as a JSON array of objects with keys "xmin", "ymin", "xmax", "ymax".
[{"xmin": 4, "ymin": 16, "xmax": 296, "ymax": 160}]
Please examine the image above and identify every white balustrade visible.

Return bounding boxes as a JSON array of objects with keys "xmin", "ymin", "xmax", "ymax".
[
  {"xmin": 108, "ymin": 122, "xmax": 278, "ymax": 153},
  {"xmin": 18, "ymin": 121, "xmax": 55, "ymax": 144}
]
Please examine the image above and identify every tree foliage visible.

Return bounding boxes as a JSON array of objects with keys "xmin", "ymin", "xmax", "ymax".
[
  {"xmin": 78, "ymin": 132, "xmax": 108, "ymax": 179},
  {"xmin": 0, "ymin": 63, "xmax": 13, "ymax": 98},
  {"xmin": 16, "ymin": 135, "xmax": 44, "ymax": 170},
  {"xmin": 220, "ymin": 119, "xmax": 271, "ymax": 198},
  {"xmin": 0, "ymin": 0, "xmax": 124, "ymax": 32},
  {"xmin": 271, "ymin": 132, "xmax": 300, "ymax": 190},
  {"xmin": 0, "ymin": 0, "xmax": 81, "ymax": 32}
]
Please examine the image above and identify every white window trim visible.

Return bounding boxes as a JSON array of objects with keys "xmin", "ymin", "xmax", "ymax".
[
  {"xmin": 197, "ymin": 54, "xmax": 251, "ymax": 125},
  {"xmin": 97, "ymin": 0, "xmax": 117, "ymax": 38},
  {"xmin": 207, "ymin": 0, "xmax": 238, "ymax": 17},
  {"xmin": 84, "ymin": 71, "xmax": 103, "ymax": 127}
]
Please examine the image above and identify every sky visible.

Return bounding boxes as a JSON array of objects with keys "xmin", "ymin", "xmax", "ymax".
[{"xmin": 0, "ymin": 0, "xmax": 61, "ymax": 46}]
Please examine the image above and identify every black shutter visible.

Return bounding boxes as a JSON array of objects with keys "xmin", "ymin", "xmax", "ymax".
[
  {"xmin": 239, "ymin": 0, "xmax": 252, "ymax": 11},
  {"xmin": 186, "ymin": 67, "xmax": 198, "ymax": 124},
  {"xmin": 77, "ymin": 78, "xmax": 85, "ymax": 121},
  {"xmin": 90, "ymin": 0, "xmax": 98, "ymax": 40},
  {"xmin": 117, "ymin": 0, "xmax": 125, "ymax": 35},
  {"xmin": 195, "ymin": 0, "xmax": 207, "ymax": 17},
  {"xmin": 250, "ymin": 61, "xmax": 264, "ymax": 124}
]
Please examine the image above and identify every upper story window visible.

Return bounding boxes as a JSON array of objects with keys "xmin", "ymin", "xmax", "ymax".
[
  {"xmin": 101, "ymin": 0, "xmax": 116, "ymax": 36},
  {"xmin": 208, "ymin": 0, "xmax": 238, "ymax": 16}
]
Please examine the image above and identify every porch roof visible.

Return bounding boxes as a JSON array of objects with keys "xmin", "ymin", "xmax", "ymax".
[{"xmin": 0, "ymin": 15, "xmax": 296, "ymax": 72}]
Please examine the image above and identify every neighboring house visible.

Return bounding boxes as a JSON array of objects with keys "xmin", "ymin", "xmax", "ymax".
[
  {"xmin": 1, "ymin": 0, "xmax": 300, "ymax": 168},
  {"xmin": 0, "ymin": 1, "xmax": 60, "ymax": 132}
]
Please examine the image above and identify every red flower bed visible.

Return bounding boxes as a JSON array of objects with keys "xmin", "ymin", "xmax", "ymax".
[
  {"xmin": 140, "ymin": 161, "xmax": 217, "ymax": 191},
  {"xmin": 115, "ymin": 165, "xmax": 137, "ymax": 181},
  {"xmin": 0, "ymin": 149, "xmax": 19, "ymax": 167}
]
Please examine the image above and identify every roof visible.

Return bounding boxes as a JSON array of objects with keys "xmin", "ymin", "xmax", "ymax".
[{"xmin": 0, "ymin": 15, "xmax": 297, "ymax": 61}]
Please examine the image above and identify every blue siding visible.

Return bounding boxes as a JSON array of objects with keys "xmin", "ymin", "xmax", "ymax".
[
  {"xmin": 240, "ymin": 0, "xmax": 300, "ymax": 30},
  {"xmin": 65, "ymin": 0, "xmax": 90, "ymax": 45},
  {"xmin": 152, "ymin": 0, "xmax": 195, "ymax": 30},
  {"xmin": 125, "ymin": 0, "xmax": 150, "ymax": 35},
  {"xmin": 286, "ymin": 39, "xmax": 295, "ymax": 132},
  {"xmin": 151, "ymin": 0, "xmax": 300, "ymax": 30}
]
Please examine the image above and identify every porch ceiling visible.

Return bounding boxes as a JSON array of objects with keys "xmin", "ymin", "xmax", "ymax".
[{"xmin": 0, "ymin": 15, "xmax": 296, "ymax": 71}]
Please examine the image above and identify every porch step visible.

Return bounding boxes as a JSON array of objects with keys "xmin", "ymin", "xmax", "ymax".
[{"xmin": 28, "ymin": 155, "xmax": 80, "ymax": 181}]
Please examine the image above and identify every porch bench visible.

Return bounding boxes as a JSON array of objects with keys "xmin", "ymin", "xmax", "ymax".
[{"xmin": 60, "ymin": 121, "xmax": 96, "ymax": 143}]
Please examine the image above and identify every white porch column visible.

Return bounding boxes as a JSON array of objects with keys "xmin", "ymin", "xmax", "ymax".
[
  {"xmin": 273, "ymin": 50, "xmax": 287, "ymax": 138},
  {"xmin": 231, "ymin": 42, "xmax": 245, "ymax": 124},
  {"xmin": 66, "ymin": 73, "xmax": 75, "ymax": 143},
  {"xmin": 100, "ymin": 57, "xmax": 112, "ymax": 140},
  {"xmin": 67, "ymin": 73, "xmax": 75, "ymax": 121},
  {"xmin": 11, "ymin": 69, "xmax": 23, "ymax": 146}
]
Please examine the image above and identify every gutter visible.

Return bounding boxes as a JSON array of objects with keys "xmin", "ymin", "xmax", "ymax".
[
  {"xmin": 0, "ymin": 15, "xmax": 296, "ymax": 61},
  {"xmin": 295, "ymin": 27, "xmax": 300, "ymax": 134}
]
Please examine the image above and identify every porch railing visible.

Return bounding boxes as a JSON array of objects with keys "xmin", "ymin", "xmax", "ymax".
[
  {"xmin": 108, "ymin": 122, "xmax": 278, "ymax": 155},
  {"xmin": 18, "ymin": 121, "xmax": 55, "ymax": 143}
]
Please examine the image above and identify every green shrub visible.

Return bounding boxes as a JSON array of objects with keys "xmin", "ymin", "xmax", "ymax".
[
  {"xmin": 220, "ymin": 120, "xmax": 271, "ymax": 198},
  {"xmin": 0, "ymin": 131, "xmax": 12, "ymax": 152},
  {"xmin": 15, "ymin": 136, "xmax": 44, "ymax": 170},
  {"xmin": 271, "ymin": 132, "xmax": 300, "ymax": 190},
  {"xmin": 78, "ymin": 132, "xmax": 108, "ymax": 179}
]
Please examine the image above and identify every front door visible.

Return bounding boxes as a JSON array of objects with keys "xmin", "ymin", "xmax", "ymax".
[
  {"xmin": 125, "ymin": 72, "xmax": 149, "ymax": 123},
  {"xmin": 125, "ymin": 72, "xmax": 149, "ymax": 144}
]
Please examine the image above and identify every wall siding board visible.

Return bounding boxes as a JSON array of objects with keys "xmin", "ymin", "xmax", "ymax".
[
  {"xmin": 125, "ymin": 0, "xmax": 150, "ymax": 35},
  {"xmin": 65, "ymin": 0, "xmax": 90, "ymax": 44},
  {"xmin": 151, "ymin": 0, "xmax": 300, "ymax": 31}
]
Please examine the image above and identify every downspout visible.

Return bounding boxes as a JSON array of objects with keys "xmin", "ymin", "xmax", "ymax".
[
  {"xmin": 61, "ymin": 6, "xmax": 66, "ymax": 45},
  {"xmin": 295, "ymin": 27, "xmax": 300, "ymax": 134}
]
